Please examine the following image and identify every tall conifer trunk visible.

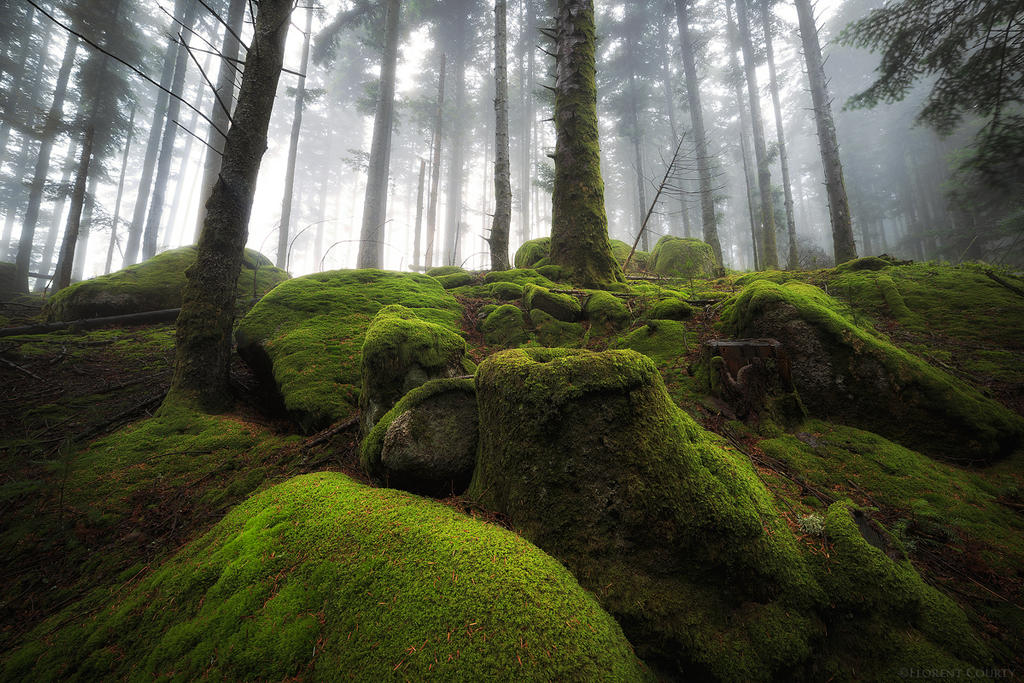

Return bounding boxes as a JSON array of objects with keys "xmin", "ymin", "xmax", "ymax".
[
  {"xmin": 490, "ymin": 0, "xmax": 512, "ymax": 271},
  {"xmin": 424, "ymin": 54, "xmax": 446, "ymax": 269}
]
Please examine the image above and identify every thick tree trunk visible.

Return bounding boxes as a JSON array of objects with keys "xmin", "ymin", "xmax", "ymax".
[
  {"xmin": 734, "ymin": 0, "xmax": 779, "ymax": 269},
  {"xmin": 36, "ymin": 142, "xmax": 77, "ymax": 291},
  {"xmin": 14, "ymin": 35, "xmax": 78, "ymax": 292},
  {"xmin": 277, "ymin": 4, "xmax": 314, "ymax": 270},
  {"xmin": 168, "ymin": 0, "xmax": 293, "ymax": 412},
  {"xmin": 357, "ymin": 0, "xmax": 401, "ymax": 269},
  {"xmin": 124, "ymin": 0, "xmax": 191, "ymax": 265},
  {"xmin": 762, "ymin": 1, "xmax": 798, "ymax": 269},
  {"xmin": 105, "ymin": 103, "xmax": 137, "ymax": 274},
  {"xmin": 142, "ymin": 0, "xmax": 199, "ymax": 261},
  {"xmin": 194, "ymin": 0, "xmax": 246, "ymax": 240},
  {"xmin": 549, "ymin": 0, "xmax": 622, "ymax": 286},
  {"xmin": 413, "ymin": 158, "xmax": 426, "ymax": 268},
  {"xmin": 794, "ymin": 0, "xmax": 857, "ymax": 264},
  {"xmin": 424, "ymin": 54, "xmax": 446, "ymax": 269},
  {"xmin": 490, "ymin": 0, "xmax": 512, "ymax": 271},
  {"xmin": 674, "ymin": 0, "xmax": 724, "ymax": 269},
  {"xmin": 54, "ymin": 125, "xmax": 95, "ymax": 292}
]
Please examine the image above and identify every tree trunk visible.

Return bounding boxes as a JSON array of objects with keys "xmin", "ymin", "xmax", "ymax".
[
  {"xmin": 14, "ymin": 35, "xmax": 78, "ymax": 292},
  {"xmin": 520, "ymin": 0, "xmax": 536, "ymax": 242},
  {"xmin": 277, "ymin": 4, "xmax": 314, "ymax": 270},
  {"xmin": 124, "ymin": 0, "xmax": 191, "ymax": 265},
  {"xmin": 71, "ymin": 172, "xmax": 100, "ymax": 281},
  {"xmin": 106, "ymin": 103, "xmax": 137, "ymax": 274},
  {"xmin": 141, "ymin": 0, "xmax": 199, "ymax": 261},
  {"xmin": 734, "ymin": 0, "xmax": 779, "ymax": 269},
  {"xmin": 54, "ymin": 125, "xmax": 95, "ymax": 292},
  {"xmin": 626, "ymin": 36, "xmax": 649, "ymax": 253},
  {"xmin": 674, "ymin": 0, "xmax": 724, "ymax": 269},
  {"xmin": 443, "ymin": 27, "xmax": 469, "ymax": 266},
  {"xmin": 194, "ymin": 0, "xmax": 246, "ymax": 240},
  {"xmin": 762, "ymin": 1, "xmax": 798, "ymax": 269},
  {"xmin": 2, "ymin": 141, "xmax": 33, "ymax": 262},
  {"xmin": 357, "ymin": 0, "xmax": 401, "ymax": 269},
  {"xmin": 413, "ymin": 158, "xmax": 426, "ymax": 268},
  {"xmin": 489, "ymin": 0, "xmax": 512, "ymax": 271},
  {"xmin": 657, "ymin": 18, "xmax": 688, "ymax": 239},
  {"xmin": 168, "ymin": 0, "xmax": 293, "ymax": 412},
  {"xmin": 36, "ymin": 142, "xmax": 77, "ymax": 291},
  {"xmin": 0, "ymin": 6, "xmax": 37, "ymax": 173},
  {"xmin": 424, "ymin": 53, "xmax": 446, "ymax": 269},
  {"xmin": 549, "ymin": 0, "xmax": 622, "ymax": 286},
  {"xmin": 794, "ymin": 0, "xmax": 857, "ymax": 264}
]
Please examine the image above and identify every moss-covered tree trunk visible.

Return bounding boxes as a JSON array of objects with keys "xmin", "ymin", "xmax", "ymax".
[
  {"xmin": 167, "ymin": 0, "xmax": 293, "ymax": 411},
  {"xmin": 490, "ymin": 0, "xmax": 512, "ymax": 271},
  {"xmin": 549, "ymin": 0, "xmax": 623, "ymax": 286}
]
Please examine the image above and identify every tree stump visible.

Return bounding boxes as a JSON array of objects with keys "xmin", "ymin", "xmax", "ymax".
[{"xmin": 703, "ymin": 339, "xmax": 805, "ymax": 426}]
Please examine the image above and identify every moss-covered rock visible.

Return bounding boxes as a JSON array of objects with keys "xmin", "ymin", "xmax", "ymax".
[
  {"xmin": 481, "ymin": 304, "xmax": 529, "ymax": 347},
  {"xmin": 584, "ymin": 290, "xmax": 630, "ymax": 330},
  {"xmin": 835, "ymin": 256, "xmax": 891, "ymax": 272},
  {"xmin": 721, "ymin": 280, "xmax": 1024, "ymax": 463},
  {"xmin": 488, "ymin": 280, "xmax": 523, "ymax": 301},
  {"xmin": 359, "ymin": 304, "xmax": 471, "ymax": 434},
  {"xmin": 4, "ymin": 473, "xmax": 651, "ymax": 682},
  {"xmin": 434, "ymin": 270, "xmax": 475, "ymax": 289},
  {"xmin": 528, "ymin": 309, "xmax": 584, "ymax": 347},
  {"xmin": 609, "ymin": 239, "xmax": 651, "ymax": 272},
  {"xmin": 360, "ymin": 378, "xmax": 478, "ymax": 496},
  {"xmin": 648, "ymin": 296, "xmax": 694, "ymax": 321},
  {"xmin": 535, "ymin": 264, "xmax": 568, "ymax": 282},
  {"xmin": 513, "ymin": 237, "xmax": 550, "ymax": 268},
  {"xmin": 522, "ymin": 284, "xmax": 582, "ymax": 322},
  {"xmin": 235, "ymin": 270, "xmax": 463, "ymax": 433},
  {"xmin": 650, "ymin": 236, "xmax": 717, "ymax": 279},
  {"xmin": 425, "ymin": 265, "xmax": 465, "ymax": 277},
  {"xmin": 482, "ymin": 267, "xmax": 558, "ymax": 289},
  {"xmin": 613, "ymin": 319, "xmax": 690, "ymax": 364},
  {"xmin": 43, "ymin": 247, "xmax": 287, "ymax": 322}
]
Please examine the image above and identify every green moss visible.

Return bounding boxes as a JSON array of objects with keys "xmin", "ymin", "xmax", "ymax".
[
  {"xmin": 535, "ymin": 264, "xmax": 568, "ymax": 282},
  {"xmin": 5, "ymin": 473, "xmax": 651, "ymax": 682},
  {"xmin": 488, "ymin": 281, "xmax": 523, "ymax": 300},
  {"xmin": 513, "ymin": 237, "xmax": 551, "ymax": 268},
  {"xmin": 613, "ymin": 319, "xmax": 689, "ymax": 365},
  {"xmin": 482, "ymin": 268, "xmax": 558, "ymax": 289},
  {"xmin": 522, "ymin": 284, "xmax": 582, "ymax": 322},
  {"xmin": 234, "ymin": 270, "xmax": 463, "ymax": 432},
  {"xmin": 609, "ymin": 239, "xmax": 651, "ymax": 272},
  {"xmin": 721, "ymin": 279, "xmax": 1024, "ymax": 462},
  {"xmin": 584, "ymin": 290, "xmax": 629, "ymax": 330},
  {"xmin": 650, "ymin": 236, "xmax": 717, "ymax": 279},
  {"xmin": 528, "ymin": 309, "xmax": 584, "ymax": 347},
  {"xmin": 648, "ymin": 297, "xmax": 694, "ymax": 321},
  {"xmin": 425, "ymin": 265, "xmax": 466, "ymax": 277},
  {"xmin": 481, "ymin": 304, "xmax": 529, "ymax": 347},
  {"xmin": 434, "ymin": 271, "xmax": 476, "ymax": 289},
  {"xmin": 44, "ymin": 247, "xmax": 288, "ymax": 322},
  {"xmin": 834, "ymin": 256, "xmax": 891, "ymax": 272}
]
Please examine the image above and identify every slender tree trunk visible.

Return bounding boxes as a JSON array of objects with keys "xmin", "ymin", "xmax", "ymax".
[
  {"xmin": 549, "ymin": 0, "xmax": 622, "ymax": 285},
  {"xmin": 734, "ymin": 0, "xmax": 778, "ymax": 269},
  {"xmin": 142, "ymin": 0, "xmax": 199, "ymax": 261},
  {"xmin": 13, "ymin": 35, "xmax": 78, "ymax": 292},
  {"xmin": 425, "ymin": 54, "xmax": 446, "ymax": 269},
  {"xmin": 443, "ymin": 28, "xmax": 469, "ymax": 266},
  {"xmin": 124, "ymin": 0, "xmax": 190, "ymax": 265},
  {"xmin": 54, "ymin": 126, "xmax": 95, "ymax": 291},
  {"xmin": 277, "ymin": 4, "xmax": 314, "ymax": 269},
  {"xmin": 2, "ymin": 142, "xmax": 32, "ymax": 262},
  {"xmin": 71, "ymin": 172, "xmax": 99, "ymax": 281},
  {"xmin": 106, "ymin": 104, "xmax": 137, "ymax": 274},
  {"xmin": 626, "ymin": 36, "xmax": 649, "ymax": 252},
  {"xmin": 37, "ymin": 142, "xmax": 77, "ymax": 291},
  {"xmin": 413, "ymin": 158, "xmax": 426, "ymax": 268},
  {"xmin": 762, "ymin": 1, "xmax": 798, "ymax": 269},
  {"xmin": 657, "ymin": 19, "xmax": 688, "ymax": 239},
  {"xmin": 357, "ymin": 0, "xmax": 401, "ymax": 269},
  {"xmin": 674, "ymin": 0, "xmax": 724, "ymax": 269},
  {"xmin": 519, "ymin": 0, "xmax": 536, "ymax": 243},
  {"xmin": 490, "ymin": 0, "xmax": 512, "ymax": 271},
  {"xmin": 194, "ymin": 0, "xmax": 246, "ymax": 239},
  {"xmin": 165, "ymin": 77, "xmax": 209, "ymax": 248},
  {"xmin": 0, "ymin": 6, "xmax": 37, "ymax": 173},
  {"xmin": 794, "ymin": 0, "xmax": 857, "ymax": 264},
  {"xmin": 168, "ymin": 0, "xmax": 293, "ymax": 411}
]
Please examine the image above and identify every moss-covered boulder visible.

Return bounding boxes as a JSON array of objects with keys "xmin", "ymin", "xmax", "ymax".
[
  {"xmin": 481, "ymin": 304, "xmax": 529, "ymax": 347},
  {"xmin": 609, "ymin": 239, "xmax": 651, "ymax": 272},
  {"xmin": 513, "ymin": 237, "xmax": 550, "ymax": 268},
  {"xmin": 235, "ymin": 270, "xmax": 463, "ymax": 433},
  {"xmin": 361, "ymin": 378, "xmax": 478, "ymax": 496},
  {"xmin": 648, "ymin": 296, "xmax": 694, "ymax": 321},
  {"xmin": 488, "ymin": 280, "xmax": 523, "ymax": 300},
  {"xmin": 4, "ymin": 473, "xmax": 651, "ymax": 682},
  {"xmin": 522, "ymin": 283, "xmax": 581, "ymax": 322},
  {"xmin": 722, "ymin": 280, "xmax": 1024, "ymax": 462},
  {"xmin": 359, "ymin": 304, "xmax": 471, "ymax": 434},
  {"xmin": 425, "ymin": 265, "xmax": 465, "ymax": 277},
  {"xmin": 584, "ymin": 290, "xmax": 630, "ymax": 330},
  {"xmin": 44, "ymin": 246, "xmax": 288, "ymax": 322},
  {"xmin": 650, "ymin": 236, "xmax": 717, "ymax": 279},
  {"xmin": 834, "ymin": 256, "xmax": 891, "ymax": 272},
  {"xmin": 529, "ymin": 309, "xmax": 584, "ymax": 347},
  {"xmin": 433, "ymin": 270, "xmax": 475, "ymax": 289}
]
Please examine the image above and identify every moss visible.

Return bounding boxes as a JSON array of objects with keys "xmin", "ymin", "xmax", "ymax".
[
  {"xmin": 5, "ymin": 473, "xmax": 651, "ymax": 682},
  {"xmin": 360, "ymin": 378, "xmax": 476, "ymax": 493},
  {"xmin": 488, "ymin": 281, "xmax": 523, "ymax": 301},
  {"xmin": 528, "ymin": 309, "xmax": 584, "ymax": 347},
  {"xmin": 522, "ymin": 284, "xmax": 582, "ymax": 322},
  {"xmin": 481, "ymin": 304, "xmax": 530, "ymax": 347},
  {"xmin": 721, "ymin": 279, "xmax": 1024, "ymax": 463},
  {"xmin": 359, "ymin": 304, "xmax": 471, "ymax": 433},
  {"xmin": 648, "ymin": 297, "xmax": 694, "ymax": 321},
  {"xmin": 834, "ymin": 256, "xmax": 891, "ymax": 272},
  {"xmin": 535, "ymin": 264, "xmax": 568, "ymax": 282},
  {"xmin": 613, "ymin": 319, "xmax": 690, "ymax": 365},
  {"xmin": 468, "ymin": 348, "xmax": 823, "ymax": 680},
  {"xmin": 43, "ymin": 246, "xmax": 288, "ymax": 322},
  {"xmin": 584, "ymin": 290, "xmax": 629, "ymax": 330},
  {"xmin": 482, "ymin": 268, "xmax": 558, "ymax": 289},
  {"xmin": 609, "ymin": 239, "xmax": 651, "ymax": 272},
  {"xmin": 513, "ymin": 237, "xmax": 550, "ymax": 268},
  {"xmin": 650, "ymin": 236, "xmax": 717, "ymax": 279},
  {"xmin": 234, "ymin": 270, "xmax": 463, "ymax": 432},
  {"xmin": 425, "ymin": 265, "xmax": 466, "ymax": 277},
  {"xmin": 434, "ymin": 271, "xmax": 476, "ymax": 289}
]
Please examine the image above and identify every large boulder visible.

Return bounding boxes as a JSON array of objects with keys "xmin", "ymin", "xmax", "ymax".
[
  {"xmin": 359, "ymin": 304, "xmax": 472, "ymax": 435},
  {"xmin": 361, "ymin": 378, "xmax": 478, "ymax": 496},
  {"xmin": 468, "ymin": 348, "xmax": 987, "ymax": 679},
  {"xmin": 4, "ymin": 473, "xmax": 651, "ymax": 682},
  {"xmin": 721, "ymin": 279, "xmax": 1024, "ymax": 463},
  {"xmin": 43, "ymin": 246, "xmax": 288, "ymax": 322},
  {"xmin": 235, "ymin": 270, "xmax": 463, "ymax": 433},
  {"xmin": 522, "ymin": 283, "xmax": 581, "ymax": 321},
  {"xmin": 650, "ymin": 235, "xmax": 717, "ymax": 279}
]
